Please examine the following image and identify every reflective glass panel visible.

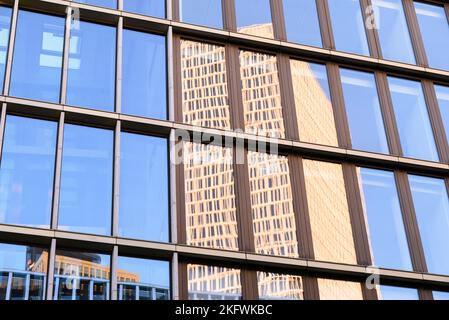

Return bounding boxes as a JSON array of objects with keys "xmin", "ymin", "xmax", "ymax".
[
  {"xmin": 0, "ymin": 243, "xmax": 47, "ymax": 300},
  {"xmin": 180, "ymin": 0, "xmax": 223, "ymax": 29},
  {"xmin": 257, "ymin": 272, "xmax": 303, "ymax": 300},
  {"xmin": 188, "ymin": 264, "xmax": 241, "ymax": 300},
  {"xmin": 235, "ymin": 0, "xmax": 273, "ymax": 38},
  {"xmin": 0, "ymin": 7, "xmax": 12, "ymax": 92},
  {"xmin": 378, "ymin": 286, "xmax": 419, "ymax": 300},
  {"xmin": 328, "ymin": 0, "xmax": 370, "ymax": 56},
  {"xmin": 248, "ymin": 152, "xmax": 298, "ymax": 258},
  {"xmin": 388, "ymin": 76, "xmax": 438, "ymax": 161},
  {"xmin": 119, "ymin": 132, "xmax": 168, "ymax": 242},
  {"xmin": 372, "ymin": 0, "xmax": 415, "ymax": 64},
  {"xmin": 434, "ymin": 291, "xmax": 449, "ymax": 300},
  {"xmin": 10, "ymin": 10, "xmax": 64, "ymax": 103},
  {"xmin": 240, "ymin": 50, "xmax": 285, "ymax": 138},
  {"xmin": 117, "ymin": 256, "xmax": 170, "ymax": 300},
  {"xmin": 67, "ymin": 21, "xmax": 116, "ymax": 111},
  {"xmin": 409, "ymin": 175, "xmax": 449, "ymax": 276},
  {"xmin": 74, "ymin": 0, "xmax": 117, "ymax": 8},
  {"xmin": 181, "ymin": 40, "xmax": 231, "ymax": 129},
  {"xmin": 303, "ymin": 160, "xmax": 357, "ymax": 265},
  {"xmin": 318, "ymin": 279, "xmax": 363, "ymax": 300},
  {"xmin": 54, "ymin": 250, "xmax": 110, "ymax": 300},
  {"xmin": 0, "ymin": 116, "xmax": 57, "ymax": 228},
  {"xmin": 358, "ymin": 168, "xmax": 412, "ymax": 270},
  {"xmin": 341, "ymin": 68, "xmax": 389, "ymax": 154},
  {"xmin": 283, "ymin": 0, "xmax": 322, "ymax": 47},
  {"xmin": 435, "ymin": 85, "xmax": 449, "ymax": 143},
  {"xmin": 183, "ymin": 142, "xmax": 239, "ymax": 250},
  {"xmin": 122, "ymin": 29, "xmax": 166, "ymax": 119},
  {"xmin": 58, "ymin": 124, "xmax": 113, "ymax": 236},
  {"xmin": 414, "ymin": 2, "xmax": 449, "ymax": 71},
  {"xmin": 290, "ymin": 60, "xmax": 337, "ymax": 147},
  {"xmin": 123, "ymin": 0, "xmax": 165, "ymax": 18}
]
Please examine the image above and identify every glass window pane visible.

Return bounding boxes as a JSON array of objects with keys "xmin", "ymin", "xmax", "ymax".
[
  {"xmin": 235, "ymin": 0, "xmax": 273, "ymax": 39},
  {"xmin": 388, "ymin": 76, "xmax": 438, "ymax": 161},
  {"xmin": 54, "ymin": 250, "xmax": 110, "ymax": 300},
  {"xmin": 283, "ymin": 0, "xmax": 322, "ymax": 47},
  {"xmin": 119, "ymin": 132, "xmax": 168, "ymax": 242},
  {"xmin": 372, "ymin": 0, "xmax": 415, "ymax": 64},
  {"xmin": 303, "ymin": 160, "xmax": 357, "ymax": 265},
  {"xmin": 290, "ymin": 60, "xmax": 338, "ymax": 147},
  {"xmin": 414, "ymin": 2, "xmax": 449, "ymax": 71},
  {"xmin": 240, "ymin": 50, "xmax": 285, "ymax": 138},
  {"xmin": 328, "ymin": 0, "xmax": 370, "ymax": 56},
  {"xmin": 188, "ymin": 264, "xmax": 242, "ymax": 300},
  {"xmin": 0, "ymin": 7, "xmax": 12, "ymax": 92},
  {"xmin": 257, "ymin": 272, "xmax": 303, "ymax": 300},
  {"xmin": 248, "ymin": 152, "xmax": 298, "ymax": 258},
  {"xmin": 435, "ymin": 85, "xmax": 449, "ymax": 143},
  {"xmin": 318, "ymin": 279, "xmax": 363, "ymax": 300},
  {"xmin": 74, "ymin": 0, "xmax": 117, "ymax": 9},
  {"xmin": 358, "ymin": 168, "xmax": 412, "ymax": 270},
  {"xmin": 0, "ymin": 243, "xmax": 47, "ymax": 300},
  {"xmin": 122, "ymin": 29, "xmax": 166, "ymax": 119},
  {"xmin": 10, "ymin": 10, "xmax": 64, "ymax": 103},
  {"xmin": 180, "ymin": 0, "xmax": 223, "ymax": 29},
  {"xmin": 123, "ymin": 0, "xmax": 165, "ymax": 18},
  {"xmin": 117, "ymin": 256, "xmax": 170, "ymax": 300},
  {"xmin": 183, "ymin": 142, "xmax": 239, "ymax": 250},
  {"xmin": 0, "ymin": 116, "xmax": 57, "ymax": 228},
  {"xmin": 67, "ymin": 21, "xmax": 116, "ymax": 111},
  {"xmin": 378, "ymin": 285, "xmax": 419, "ymax": 300},
  {"xmin": 181, "ymin": 40, "xmax": 231, "ymax": 129},
  {"xmin": 409, "ymin": 175, "xmax": 449, "ymax": 276},
  {"xmin": 341, "ymin": 68, "xmax": 389, "ymax": 154},
  {"xmin": 58, "ymin": 124, "xmax": 113, "ymax": 236},
  {"xmin": 434, "ymin": 291, "xmax": 449, "ymax": 300}
]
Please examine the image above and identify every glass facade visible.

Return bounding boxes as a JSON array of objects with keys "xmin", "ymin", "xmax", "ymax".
[
  {"xmin": 317, "ymin": 279, "xmax": 363, "ymax": 300},
  {"xmin": 435, "ymin": 84, "xmax": 449, "ymax": 142},
  {"xmin": 257, "ymin": 272, "xmax": 303, "ymax": 300},
  {"xmin": 124, "ymin": 0, "xmax": 165, "ymax": 18},
  {"xmin": 235, "ymin": 0, "xmax": 273, "ymax": 39},
  {"xmin": 0, "ymin": 6, "xmax": 11, "ymax": 92},
  {"xmin": 283, "ymin": 0, "xmax": 322, "ymax": 47},
  {"xmin": 180, "ymin": 0, "xmax": 223, "ymax": 29},
  {"xmin": 74, "ymin": 0, "xmax": 117, "ymax": 9},
  {"xmin": 378, "ymin": 286, "xmax": 419, "ymax": 300}
]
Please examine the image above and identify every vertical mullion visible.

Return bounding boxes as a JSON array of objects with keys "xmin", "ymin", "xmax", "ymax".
[
  {"xmin": 418, "ymin": 289, "xmax": 433, "ymax": 300},
  {"xmin": 51, "ymin": 112, "xmax": 65, "ymax": 230},
  {"xmin": 112, "ymin": 120, "xmax": 121, "ymax": 237},
  {"xmin": 241, "ymin": 269, "xmax": 258, "ymax": 300},
  {"xmin": 168, "ymin": 27, "xmax": 175, "ymax": 122},
  {"xmin": 110, "ymin": 245, "xmax": 118, "ymax": 300},
  {"xmin": 178, "ymin": 261, "xmax": 188, "ymax": 300},
  {"xmin": 2, "ymin": 0, "xmax": 18, "ymax": 96},
  {"xmin": 173, "ymin": 0, "xmax": 180, "ymax": 21},
  {"xmin": 116, "ymin": 17, "xmax": 123, "ymax": 114},
  {"xmin": 277, "ymin": 54, "xmax": 298, "ymax": 141},
  {"xmin": 223, "ymin": 0, "xmax": 236, "ymax": 32},
  {"xmin": 316, "ymin": 0, "xmax": 334, "ymax": 49},
  {"xmin": 375, "ymin": 72, "xmax": 402, "ymax": 156},
  {"xmin": 327, "ymin": 63, "xmax": 351, "ymax": 148},
  {"xmin": 226, "ymin": 45, "xmax": 244, "ymax": 131},
  {"xmin": 395, "ymin": 171, "xmax": 428, "ymax": 273},
  {"xmin": 270, "ymin": 0, "xmax": 285, "ymax": 40},
  {"xmin": 360, "ymin": 0, "xmax": 381, "ymax": 59},
  {"xmin": 171, "ymin": 252, "xmax": 179, "ymax": 300},
  {"xmin": 167, "ymin": 0, "xmax": 173, "ymax": 20},
  {"xmin": 0, "ymin": 103, "xmax": 7, "ymax": 164},
  {"xmin": 170, "ymin": 130, "xmax": 178, "ymax": 244},
  {"xmin": 173, "ymin": 34, "xmax": 182, "ymax": 124},
  {"xmin": 422, "ymin": 80, "xmax": 449, "ymax": 163},
  {"xmin": 60, "ymin": 7, "xmax": 71, "ymax": 105},
  {"xmin": 402, "ymin": 0, "xmax": 428, "ymax": 66},
  {"xmin": 46, "ymin": 239, "xmax": 57, "ymax": 300},
  {"xmin": 118, "ymin": 0, "xmax": 123, "ymax": 11}
]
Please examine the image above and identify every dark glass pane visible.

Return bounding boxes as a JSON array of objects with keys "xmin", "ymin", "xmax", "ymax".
[
  {"xmin": 372, "ymin": 0, "xmax": 415, "ymax": 64},
  {"xmin": 235, "ymin": 0, "xmax": 273, "ymax": 39},
  {"xmin": 283, "ymin": 0, "xmax": 322, "ymax": 47},
  {"xmin": 119, "ymin": 132, "xmax": 169, "ymax": 242},
  {"xmin": 10, "ymin": 10, "xmax": 64, "ymax": 103},
  {"xmin": 341, "ymin": 68, "xmax": 389, "ymax": 154},
  {"xmin": 388, "ymin": 76, "xmax": 438, "ymax": 161},
  {"xmin": 0, "ymin": 116, "xmax": 57, "ymax": 228},
  {"xmin": 180, "ymin": 0, "xmax": 223, "ymax": 29},
  {"xmin": 67, "ymin": 21, "xmax": 116, "ymax": 111},
  {"xmin": 414, "ymin": 2, "xmax": 449, "ymax": 71},
  {"xmin": 58, "ymin": 124, "xmax": 113, "ymax": 236},
  {"xmin": 124, "ymin": 0, "xmax": 165, "ymax": 18},
  {"xmin": 328, "ymin": 0, "xmax": 369, "ymax": 56},
  {"xmin": 117, "ymin": 256, "xmax": 170, "ymax": 300},
  {"xmin": 122, "ymin": 29, "xmax": 166, "ymax": 119},
  {"xmin": 358, "ymin": 168, "xmax": 412, "ymax": 270},
  {"xmin": 74, "ymin": 0, "xmax": 117, "ymax": 9},
  {"xmin": 409, "ymin": 175, "xmax": 449, "ymax": 276},
  {"xmin": 54, "ymin": 250, "xmax": 110, "ymax": 300},
  {"xmin": 0, "ymin": 6, "xmax": 12, "ymax": 92}
]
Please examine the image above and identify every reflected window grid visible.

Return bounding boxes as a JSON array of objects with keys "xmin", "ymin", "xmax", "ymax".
[{"xmin": 235, "ymin": 0, "xmax": 274, "ymax": 39}]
